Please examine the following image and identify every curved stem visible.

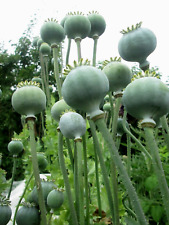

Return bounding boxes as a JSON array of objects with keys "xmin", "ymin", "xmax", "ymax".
[
  {"xmin": 88, "ymin": 119, "xmax": 115, "ymax": 221},
  {"xmin": 82, "ymin": 135, "xmax": 90, "ymax": 225},
  {"xmin": 94, "ymin": 117, "xmax": 148, "ymax": 225},
  {"xmin": 75, "ymin": 38, "xmax": 82, "ymax": 62},
  {"xmin": 13, "ymin": 173, "xmax": 33, "ymax": 225},
  {"xmin": 27, "ymin": 118, "xmax": 47, "ymax": 225},
  {"xmin": 58, "ymin": 131, "xmax": 78, "ymax": 225},
  {"xmin": 92, "ymin": 37, "xmax": 98, "ymax": 67},
  {"xmin": 7, "ymin": 156, "xmax": 17, "ymax": 199},
  {"xmin": 144, "ymin": 126, "xmax": 169, "ymax": 223},
  {"xmin": 122, "ymin": 111, "xmax": 152, "ymax": 161},
  {"xmin": 52, "ymin": 45, "xmax": 62, "ymax": 99},
  {"xmin": 66, "ymin": 39, "xmax": 71, "ymax": 65}
]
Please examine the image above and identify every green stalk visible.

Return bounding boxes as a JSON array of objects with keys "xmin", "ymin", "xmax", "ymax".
[
  {"xmin": 75, "ymin": 139, "xmax": 85, "ymax": 225},
  {"xmin": 144, "ymin": 126, "xmax": 169, "ymax": 222},
  {"xmin": 52, "ymin": 45, "xmax": 62, "ymax": 99},
  {"xmin": 65, "ymin": 138, "xmax": 74, "ymax": 171},
  {"xmin": 122, "ymin": 111, "xmax": 152, "ymax": 161},
  {"xmin": 57, "ymin": 130, "xmax": 78, "ymax": 225},
  {"xmin": 39, "ymin": 52, "xmax": 45, "ymax": 93},
  {"xmin": 93, "ymin": 138, "xmax": 102, "ymax": 217},
  {"xmin": 75, "ymin": 37, "xmax": 82, "ymax": 62},
  {"xmin": 160, "ymin": 115, "xmax": 169, "ymax": 151},
  {"xmin": 7, "ymin": 155, "xmax": 17, "ymax": 199},
  {"xmin": 89, "ymin": 119, "xmax": 115, "ymax": 222},
  {"xmin": 44, "ymin": 56, "xmax": 51, "ymax": 107},
  {"xmin": 108, "ymin": 92, "xmax": 114, "ymax": 124},
  {"xmin": 82, "ymin": 135, "xmax": 90, "ymax": 225},
  {"xmin": 92, "ymin": 36, "xmax": 98, "ymax": 67},
  {"xmin": 73, "ymin": 141, "xmax": 79, "ymax": 218},
  {"xmin": 127, "ymin": 133, "xmax": 131, "ymax": 177},
  {"xmin": 13, "ymin": 173, "xmax": 33, "ymax": 225},
  {"xmin": 27, "ymin": 118, "xmax": 47, "ymax": 225},
  {"xmin": 66, "ymin": 39, "xmax": 72, "ymax": 65},
  {"xmin": 94, "ymin": 116, "xmax": 148, "ymax": 225},
  {"xmin": 112, "ymin": 96, "xmax": 122, "ymax": 140}
]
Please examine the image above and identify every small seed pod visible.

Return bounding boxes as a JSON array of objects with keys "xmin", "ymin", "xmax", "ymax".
[
  {"xmin": 87, "ymin": 11, "xmax": 106, "ymax": 38},
  {"xmin": 51, "ymin": 99, "xmax": 71, "ymax": 122},
  {"xmin": 64, "ymin": 13, "xmax": 91, "ymax": 40},
  {"xmin": 40, "ymin": 42, "xmax": 51, "ymax": 56},
  {"xmin": 116, "ymin": 118, "xmax": 129, "ymax": 136},
  {"xmin": 40, "ymin": 20, "xmax": 65, "ymax": 46},
  {"xmin": 0, "ymin": 197, "xmax": 12, "ymax": 225},
  {"xmin": 32, "ymin": 36, "xmax": 39, "ymax": 47},
  {"xmin": 59, "ymin": 112, "xmax": 86, "ymax": 139},
  {"xmin": 103, "ymin": 102, "xmax": 111, "ymax": 112},
  {"xmin": 122, "ymin": 77, "xmax": 169, "ymax": 123},
  {"xmin": 32, "ymin": 77, "xmax": 42, "ymax": 85},
  {"xmin": 37, "ymin": 153, "xmax": 48, "ymax": 172},
  {"xmin": 118, "ymin": 22, "xmax": 157, "ymax": 70},
  {"xmin": 47, "ymin": 189, "xmax": 64, "ymax": 209},
  {"xmin": 8, "ymin": 139, "xmax": 23, "ymax": 156},
  {"xmin": 37, "ymin": 38, "xmax": 43, "ymax": 50},
  {"xmin": 12, "ymin": 81, "xmax": 46, "ymax": 118},
  {"xmin": 62, "ymin": 65, "xmax": 109, "ymax": 119},
  {"xmin": 103, "ymin": 61, "xmax": 132, "ymax": 93}
]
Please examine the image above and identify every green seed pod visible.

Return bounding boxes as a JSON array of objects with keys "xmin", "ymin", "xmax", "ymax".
[
  {"xmin": 40, "ymin": 20, "xmax": 65, "ymax": 46},
  {"xmin": 64, "ymin": 13, "xmax": 91, "ymax": 39},
  {"xmin": 62, "ymin": 65, "xmax": 109, "ymax": 119},
  {"xmin": 40, "ymin": 42, "xmax": 51, "ymax": 56},
  {"xmin": 0, "ymin": 205, "xmax": 12, "ymax": 225},
  {"xmin": 87, "ymin": 11, "xmax": 106, "ymax": 38},
  {"xmin": 118, "ymin": 22, "xmax": 157, "ymax": 70},
  {"xmin": 47, "ymin": 189, "xmax": 64, "ymax": 209},
  {"xmin": 37, "ymin": 38, "xmax": 43, "ymax": 50},
  {"xmin": 60, "ymin": 14, "xmax": 70, "ymax": 28},
  {"xmin": 103, "ymin": 102, "xmax": 111, "ymax": 112},
  {"xmin": 122, "ymin": 77, "xmax": 169, "ymax": 123},
  {"xmin": 116, "ymin": 117, "xmax": 129, "ymax": 136},
  {"xmin": 103, "ymin": 61, "xmax": 132, "ymax": 93},
  {"xmin": 32, "ymin": 36, "xmax": 39, "ymax": 47},
  {"xmin": 12, "ymin": 81, "xmax": 46, "ymax": 117},
  {"xmin": 51, "ymin": 99, "xmax": 71, "ymax": 122},
  {"xmin": 59, "ymin": 112, "xmax": 86, "ymax": 139},
  {"xmin": 8, "ymin": 139, "xmax": 23, "ymax": 156},
  {"xmin": 37, "ymin": 153, "xmax": 48, "ymax": 172},
  {"xmin": 32, "ymin": 77, "xmax": 42, "ymax": 85}
]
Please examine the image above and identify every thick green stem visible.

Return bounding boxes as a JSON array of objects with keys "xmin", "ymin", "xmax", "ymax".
[
  {"xmin": 82, "ymin": 135, "xmax": 90, "ymax": 225},
  {"xmin": 93, "ymin": 138, "xmax": 102, "ymax": 217},
  {"xmin": 92, "ymin": 36, "xmax": 98, "ymax": 67},
  {"xmin": 13, "ymin": 173, "xmax": 33, "ymax": 225},
  {"xmin": 8, "ymin": 156, "xmax": 17, "ymax": 199},
  {"xmin": 75, "ymin": 38, "xmax": 82, "ymax": 62},
  {"xmin": 58, "ymin": 131, "xmax": 78, "ymax": 225},
  {"xmin": 89, "ymin": 119, "xmax": 115, "ymax": 221},
  {"xmin": 94, "ymin": 117, "xmax": 148, "ymax": 225},
  {"xmin": 127, "ymin": 133, "xmax": 131, "ymax": 177},
  {"xmin": 52, "ymin": 45, "xmax": 62, "ymax": 99},
  {"xmin": 112, "ymin": 97, "xmax": 122, "ymax": 140},
  {"xmin": 66, "ymin": 39, "xmax": 71, "ymax": 65},
  {"xmin": 44, "ymin": 56, "xmax": 51, "ymax": 107},
  {"xmin": 27, "ymin": 118, "xmax": 47, "ymax": 225},
  {"xmin": 108, "ymin": 92, "xmax": 114, "ymax": 125},
  {"xmin": 160, "ymin": 115, "xmax": 169, "ymax": 152},
  {"xmin": 65, "ymin": 138, "xmax": 74, "ymax": 171},
  {"xmin": 144, "ymin": 126, "xmax": 169, "ymax": 223},
  {"xmin": 39, "ymin": 52, "xmax": 45, "ymax": 93},
  {"xmin": 75, "ymin": 139, "xmax": 85, "ymax": 225}
]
